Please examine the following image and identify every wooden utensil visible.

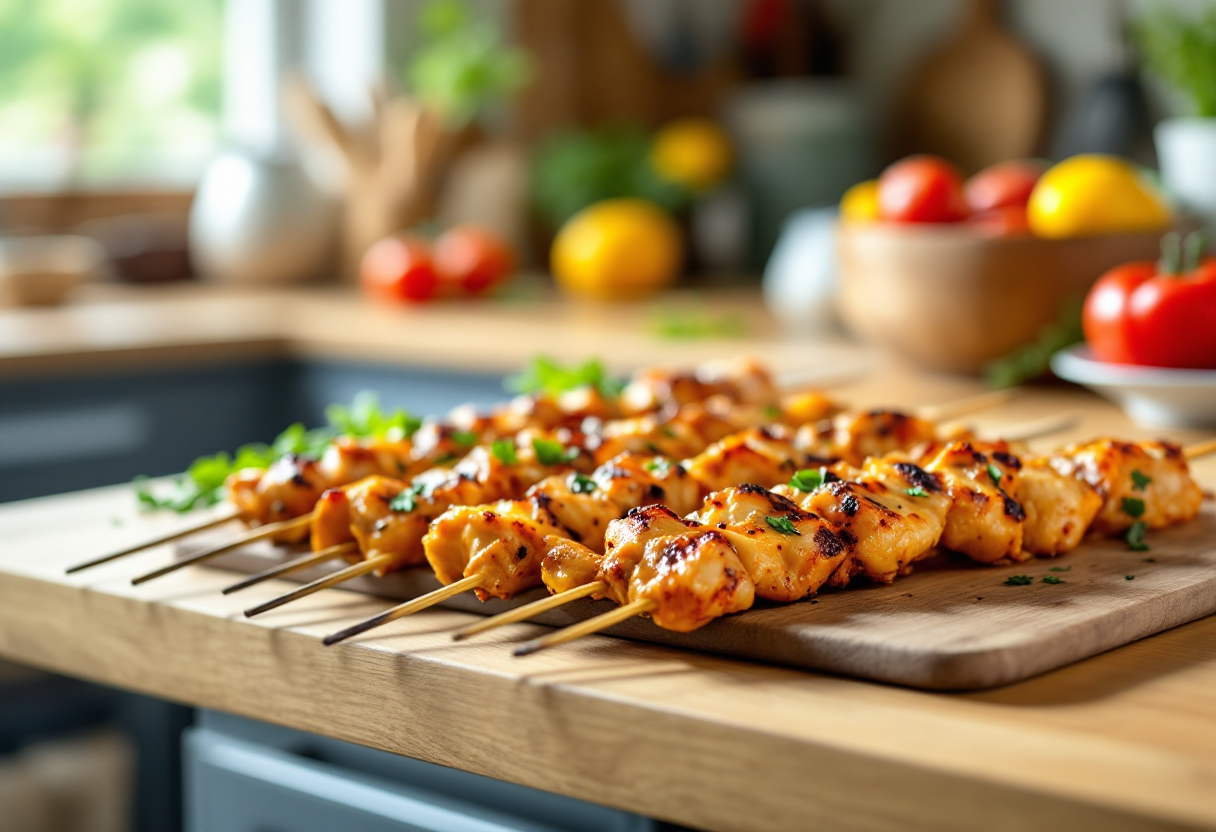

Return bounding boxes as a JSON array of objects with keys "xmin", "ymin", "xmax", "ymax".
[{"xmin": 893, "ymin": 0, "xmax": 1044, "ymax": 172}]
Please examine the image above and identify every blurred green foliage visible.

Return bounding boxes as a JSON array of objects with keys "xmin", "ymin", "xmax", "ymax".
[
  {"xmin": 984, "ymin": 300, "xmax": 1084, "ymax": 389},
  {"xmin": 406, "ymin": 0, "xmax": 531, "ymax": 128},
  {"xmin": 531, "ymin": 125, "xmax": 691, "ymax": 230},
  {"xmin": 1135, "ymin": 4, "xmax": 1216, "ymax": 117},
  {"xmin": 0, "ymin": 0, "xmax": 221, "ymax": 184}
]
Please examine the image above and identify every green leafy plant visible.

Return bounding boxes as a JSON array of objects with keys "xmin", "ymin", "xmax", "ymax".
[
  {"xmin": 135, "ymin": 392, "xmax": 420, "ymax": 513},
  {"xmin": 1135, "ymin": 5, "xmax": 1216, "ymax": 117},
  {"xmin": 505, "ymin": 355, "xmax": 625, "ymax": 399},
  {"xmin": 531, "ymin": 125, "xmax": 690, "ymax": 229},
  {"xmin": 984, "ymin": 299, "xmax": 1084, "ymax": 389},
  {"xmin": 406, "ymin": 0, "xmax": 531, "ymax": 128}
]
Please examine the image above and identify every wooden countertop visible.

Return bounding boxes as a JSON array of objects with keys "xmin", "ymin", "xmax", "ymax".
[{"xmin": 3, "ymin": 284, "xmax": 1216, "ymax": 830}]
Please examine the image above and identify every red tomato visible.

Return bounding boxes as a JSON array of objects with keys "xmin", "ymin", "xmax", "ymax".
[
  {"xmin": 968, "ymin": 205, "xmax": 1032, "ymax": 237},
  {"xmin": 965, "ymin": 159, "xmax": 1047, "ymax": 213},
  {"xmin": 1083, "ymin": 256, "xmax": 1216, "ymax": 368},
  {"xmin": 877, "ymin": 155, "xmax": 969, "ymax": 223},
  {"xmin": 433, "ymin": 225, "xmax": 515, "ymax": 295},
  {"xmin": 361, "ymin": 234, "xmax": 439, "ymax": 303}
]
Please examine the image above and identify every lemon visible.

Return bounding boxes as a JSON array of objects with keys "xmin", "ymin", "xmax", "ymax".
[
  {"xmin": 840, "ymin": 179, "xmax": 881, "ymax": 224},
  {"xmin": 1028, "ymin": 155, "xmax": 1172, "ymax": 238},
  {"xmin": 650, "ymin": 119, "xmax": 732, "ymax": 191},
  {"xmin": 552, "ymin": 199, "xmax": 684, "ymax": 301}
]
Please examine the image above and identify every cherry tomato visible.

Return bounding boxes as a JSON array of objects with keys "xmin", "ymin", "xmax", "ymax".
[
  {"xmin": 968, "ymin": 205, "xmax": 1032, "ymax": 237},
  {"xmin": 1083, "ymin": 247, "xmax": 1216, "ymax": 369},
  {"xmin": 965, "ymin": 159, "xmax": 1047, "ymax": 213},
  {"xmin": 433, "ymin": 225, "xmax": 515, "ymax": 295},
  {"xmin": 361, "ymin": 234, "xmax": 439, "ymax": 304},
  {"xmin": 877, "ymin": 155, "xmax": 969, "ymax": 224}
]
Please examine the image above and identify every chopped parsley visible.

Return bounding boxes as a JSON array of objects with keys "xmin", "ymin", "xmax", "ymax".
[
  {"xmin": 763, "ymin": 404, "xmax": 783, "ymax": 420},
  {"xmin": 1131, "ymin": 469, "xmax": 1152, "ymax": 491},
  {"xmin": 1121, "ymin": 496, "xmax": 1146, "ymax": 518},
  {"xmin": 987, "ymin": 463, "xmax": 1003, "ymax": 486},
  {"xmin": 905, "ymin": 486, "xmax": 928, "ymax": 497},
  {"xmin": 450, "ymin": 430, "xmax": 479, "ymax": 447},
  {"xmin": 1143, "ymin": 557, "xmax": 1157, "ymax": 563},
  {"xmin": 491, "ymin": 439, "xmax": 518, "ymax": 465},
  {"xmin": 1047, "ymin": 565, "xmax": 1071, "ymax": 572},
  {"xmin": 765, "ymin": 515, "xmax": 801, "ymax": 535},
  {"xmin": 789, "ymin": 469, "xmax": 825, "ymax": 492},
  {"xmin": 569, "ymin": 473, "xmax": 598, "ymax": 494},
  {"xmin": 658, "ymin": 425, "xmax": 677, "ymax": 438},
  {"xmin": 504, "ymin": 356, "xmax": 624, "ymax": 399},
  {"xmin": 135, "ymin": 391, "xmax": 419, "ymax": 513},
  {"xmin": 645, "ymin": 457, "xmax": 672, "ymax": 476},
  {"xmin": 1042, "ymin": 575, "xmax": 1065, "ymax": 585},
  {"xmin": 532, "ymin": 437, "xmax": 578, "ymax": 466},
  {"xmin": 1124, "ymin": 575, "xmax": 1136, "ymax": 581},
  {"xmin": 1004, "ymin": 575, "xmax": 1033, "ymax": 586},
  {"xmin": 388, "ymin": 484, "xmax": 426, "ymax": 513},
  {"xmin": 1126, "ymin": 520, "xmax": 1150, "ymax": 551}
]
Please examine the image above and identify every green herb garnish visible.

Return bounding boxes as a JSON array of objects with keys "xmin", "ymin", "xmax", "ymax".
[
  {"xmin": 1048, "ymin": 565, "xmax": 1071, "ymax": 572},
  {"xmin": 1042, "ymin": 575, "xmax": 1065, "ymax": 585},
  {"xmin": 532, "ymin": 437, "xmax": 578, "ymax": 466},
  {"xmin": 1004, "ymin": 575, "xmax": 1033, "ymax": 586},
  {"xmin": 763, "ymin": 404, "xmax": 783, "ymax": 420},
  {"xmin": 1126, "ymin": 521, "xmax": 1150, "ymax": 552},
  {"xmin": 987, "ymin": 463, "xmax": 1003, "ymax": 486},
  {"xmin": 789, "ymin": 469, "xmax": 825, "ymax": 492},
  {"xmin": 569, "ymin": 473, "xmax": 598, "ymax": 494},
  {"xmin": 1122, "ymin": 496, "xmax": 1146, "ymax": 518},
  {"xmin": 1125, "ymin": 575, "xmax": 1136, "ymax": 581},
  {"xmin": 905, "ymin": 486, "xmax": 928, "ymax": 497},
  {"xmin": 645, "ymin": 458, "xmax": 672, "ymax": 476},
  {"xmin": 451, "ymin": 430, "xmax": 478, "ymax": 447},
  {"xmin": 1143, "ymin": 557, "xmax": 1157, "ymax": 563},
  {"xmin": 1131, "ymin": 469, "xmax": 1152, "ymax": 491},
  {"xmin": 388, "ymin": 484, "xmax": 426, "ymax": 513},
  {"xmin": 984, "ymin": 299, "xmax": 1084, "ymax": 388},
  {"xmin": 491, "ymin": 439, "xmax": 518, "ymax": 465},
  {"xmin": 765, "ymin": 515, "xmax": 801, "ymax": 536},
  {"xmin": 134, "ymin": 392, "xmax": 420, "ymax": 513},
  {"xmin": 505, "ymin": 356, "xmax": 624, "ymax": 399}
]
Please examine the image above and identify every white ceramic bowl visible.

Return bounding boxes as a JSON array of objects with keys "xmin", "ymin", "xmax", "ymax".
[{"xmin": 1051, "ymin": 345, "xmax": 1216, "ymax": 429}]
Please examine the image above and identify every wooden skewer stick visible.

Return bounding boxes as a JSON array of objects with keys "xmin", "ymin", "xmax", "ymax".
[
  {"xmin": 514, "ymin": 598, "xmax": 657, "ymax": 657},
  {"xmin": 130, "ymin": 513, "xmax": 315, "ymax": 586},
  {"xmin": 452, "ymin": 581, "xmax": 607, "ymax": 641},
  {"xmin": 322, "ymin": 574, "xmax": 485, "ymax": 645},
  {"xmin": 1184, "ymin": 438, "xmax": 1216, "ymax": 460},
  {"xmin": 66, "ymin": 508, "xmax": 241, "ymax": 574},
  {"xmin": 221, "ymin": 541, "xmax": 357, "ymax": 595},
  {"xmin": 917, "ymin": 388, "xmax": 1015, "ymax": 423},
  {"xmin": 243, "ymin": 554, "xmax": 394, "ymax": 617}
]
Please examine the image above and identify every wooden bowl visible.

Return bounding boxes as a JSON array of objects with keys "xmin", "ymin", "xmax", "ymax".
[{"xmin": 836, "ymin": 224, "xmax": 1164, "ymax": 374}]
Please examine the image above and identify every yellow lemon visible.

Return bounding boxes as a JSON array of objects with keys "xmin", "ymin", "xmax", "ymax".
[
  {"xmin": 1028, "ymin": 155, "xmax": 1172, "ymax": 238},
  {"xmin": 552, "ymin": 199, "xmax": 684, "ymax": 301},
  {"xmin": 840, "ymin": 179, "xmax": 880, "ymax": 224},
  {"xmin": 650, "ymin": 118, "xmax": 732, "ymax": 191}
]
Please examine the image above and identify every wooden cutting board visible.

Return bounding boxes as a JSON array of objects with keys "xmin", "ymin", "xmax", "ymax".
[{"xmin": 197, "ymin": 502, "xmax": 1216, "ymax": 691}]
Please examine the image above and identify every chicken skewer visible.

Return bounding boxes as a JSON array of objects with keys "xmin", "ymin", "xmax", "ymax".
[
  {"xmin": 68, "ymin": 357, "xmax": 818, "ymax": 575},
  {"xmin": 318, "ymin": 402, "xmax": 1046, "ymax": 645},
  {"xmin": 512, "ymin": 437, "xmax": 1212, "ymax": 656}
]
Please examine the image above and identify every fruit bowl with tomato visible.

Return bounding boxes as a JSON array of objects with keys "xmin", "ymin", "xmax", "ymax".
[
  {"xmin": 1051, "ymin": 231, "xmax": 1216, "ymax": 428},
  {"xmin": 835, "ymin": 154, "xmax": 1173, "ymax": 374}
]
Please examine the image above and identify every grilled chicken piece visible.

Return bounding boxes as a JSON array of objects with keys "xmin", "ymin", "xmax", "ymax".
[
  {"xmin": 628, "ymin": 530, "xmax": 756, "ymax": 631},
  {"xmin": 1062, "ymin": 439, "xmax": 1203, "ymax": 535},
  {"xmin": 595, "ymin": 505, "xmax": 703, "ymax": 604},
  {"xmin": 592, "ymin": 403, "xmax": 738, "ymax": 464},
  {"xmin": 227, "ymin": 455, "xmax": 329, "ymax": 541},
  {"xmin": 619, "ymin": 357, "xmax": 779, "ymax": 416},
  {"xmin": 688, "ymin": 484, "xmax": 854, "ymax": 601},
  {"xmin": 922, "ymin": 442, "xmax": 1027, "ymax": 564},
  {"xmin": 317, "ymin": 437, "xmax": 414, "ymax": 485},
  {"xmin": 423, "ymin": 452, "xmax": 700, "ymax": 598},
  {"xmin": 683, "ymin": 426, "xmax": 807, "ymax": 493},
  {"xmin": 311, "ymin": 487, "xmax": 356, "ymax": 551},
  {"xmin": 1016, "ymin": 456, "xmax": 1103, "ymax": 555},
  {"xmin": 797, "ymin": 410, "xmax": 939, "ymax": 467},
  {"xmin": 777, "ymin": 459, "xmax": 950, "ymax": 586}
]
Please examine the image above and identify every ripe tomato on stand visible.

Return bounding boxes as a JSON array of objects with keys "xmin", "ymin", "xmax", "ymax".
[
  {"xmin": 877, "ymin": 156, "xmax": 969, "ymax": 224},
  {"xmin": 361, "ymin": 234, "xmax": 439, "ymax": 303},
  {"xmin": 433, "ymin": 225, "xmax": 515, "ymax": 295},
  {"xmin": 1082, "ymin": 232, "xmax": 1216, "ymax": 369}
]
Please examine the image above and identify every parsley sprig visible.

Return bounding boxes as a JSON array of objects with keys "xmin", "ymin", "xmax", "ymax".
[
  {"xmin": 389, "ymin": 483, "xmax": 427, "ymax": 513},
  {"xmin": 505, "ymin": 356, "xmax": 624, "ymax": 399},
  {"xmin": 789, "ymin": 469, "xmax": 825, "ymax": 492},
  {"xmin": 491, "ymin": 439, "xmax": 519, "ymax": 465},
  {"xmin": 135, "ymin": 392, "xmax": 420, "ymax": 513},
  {"xmin": 569, "ymin": 473, "xmax": 598, "ymax": 494},
  {"xmin": 532, "ymin": 437, "xmax": 579, "ymax": 466},
  {"xmin": 765, "ymin": 515, "xmax": 801, "ymax": 535}
]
